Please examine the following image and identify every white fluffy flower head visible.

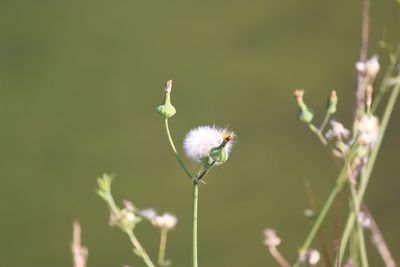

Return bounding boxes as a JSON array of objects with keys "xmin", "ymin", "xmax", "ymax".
[{"xmin": 183, "ymin": 125, "xmax": 234, "ymax": 165}]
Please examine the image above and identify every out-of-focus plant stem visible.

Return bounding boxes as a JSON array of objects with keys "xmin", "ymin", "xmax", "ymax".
[
  {"xmin": 192, "ymin": 182, "xmax": 199, "ymax": 267},
  {"xmin": 371, "ymin": 45, "xmax": 400, "ymax": 113},
  {"xmin": 125, "ymin": 228, "xmax": 156, "ymax": 267},
  {"xmin": 336, "ymin": 79, "xmax": 400, "ymax": 267}
]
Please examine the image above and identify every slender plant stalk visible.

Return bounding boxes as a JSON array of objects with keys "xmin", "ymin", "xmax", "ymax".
[
  {"xmin": 293, "ymin": 145, "xmax": 362, "ymax": 267},
  {"xmin": 362, "ymin": 204, "xmax": 398, "ymax": 267},
  {"xmin": 305, "ymin": 182, "xmax": 332, "ymax": 267},
  {"xmin": 192, "ymin": 182, "xmax": 199, "ymax": 267},
  {"xmin": 164, "ymin": 118, "xmax": 193, "ymax": 180},
  {"xmin": 350, "ymin": 186, "xmax": 369, "ymax": 267},
  {"xmin": 293, "ymin": 184, "xmax": 341, "ymax": 267},
  {"xmin": 164, "ymin": 118, "xmax": 207, "ymax": 267},
  {"xmin": 351, "ymin": 229, "xmax": 360, "ymax": 266},
  {"xmin": 319, "ymin": 113, "xmax": 331, "ymax": 132},
  {"xmin": 126, "ymin": 228, "xmax": 156, "ymax": 267},
  {"xmin": 268, "ymin": 246, "xmax": 291, "ymax": 267},
  {"xmin": 336, "ymin": 81, "xmax": 400, "ymax": 266},
  {"xmin": 309, "ymin": 124, "xmax": 328, "ymax": 145},
  {"xmin": 158, "ymin": 229, "xmax": 168, "ymax": 265},
  {"xmin": 354, "ymin": 0, "xmax": 370, "ymax": 123},
  {"xmin": 371, "ymin": 45, "xmax": 400, "ymax": 113}
]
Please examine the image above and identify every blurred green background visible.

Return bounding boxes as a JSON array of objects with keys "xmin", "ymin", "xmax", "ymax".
[{"xmin": 1, "ymin": 0, "xmax": 399, "ymax": 267}]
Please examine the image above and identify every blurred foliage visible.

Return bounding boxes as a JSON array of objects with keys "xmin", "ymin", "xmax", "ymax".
[{"xmin": 0, "ymin": 1, "xmax": 399, "ymax": 267}]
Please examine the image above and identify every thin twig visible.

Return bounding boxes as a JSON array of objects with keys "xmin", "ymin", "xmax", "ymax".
[
  {"xmin": 195, "ymin": 161, "xmax": 216, "ymax": 182},
  {"xmin": 268, "ymin": 246, "xmax": 291, "ymax": 267},
  {"xmin": 360, "ymin": 0, "xmax": 369, "ymax": 63},
  {"xmin": 126, "ymin": 228, "xmax": 156, "ymax": 267},
  {"xmin": 309, "ymin": 124, "xmax": 328, "ymax": 145},
  {"xmin": 354, "ymin": 0, "xmax": 370, "ymax": 121},
  {"xmin": 164, "ymin": 119, "xmax": 193, "ymax": 180},
  {"xmin": 319, "ymin": 113, "xmax": 331, "ymax": 133},
  {"xmin": 362, "ymin": 204, "xmax": 399, "ymax": 267},
  {"xmin": 305, "ymin": 181, "xmax": 332, "ymax": 267},
  {"xmin": 71, "ymin": 221, "xmax": 88, "ymax": 267}
]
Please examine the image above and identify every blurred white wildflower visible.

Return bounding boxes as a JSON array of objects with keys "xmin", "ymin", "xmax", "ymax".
[
  {"xmin": 152, "ymin": 213, "xmax": 178, "ymax": 231},
  {"xmin": 357, "ymin": 114, "xmax": 379, "ymax": 148},
  {"xmin": 356, "ymin": 55, "xmax": 380, "ymax": 79},
  {"xmin": 307, "ymin": 249, "xmax": 321, "ymax": 265},
  {"xmin": 299, "ymin": 249, "xmax": 320, "ymax": 266},
  {"xmin": 325, "ymin": 120, "xmax": 350, "ymax": 140},
  {"xmin": 140, "ymin": 209, "xmax": 178, "ymax": 230},
  {"xmin": 263, "ymin": 228, "xmax": 281, "ymax": 247},
  {"xmin": 358, "ymin": 212, "xmax": 372, "ymax": 229},
  {"xmin": 183, "ymin": 126, "xmax": 234, "ymax": 165}
]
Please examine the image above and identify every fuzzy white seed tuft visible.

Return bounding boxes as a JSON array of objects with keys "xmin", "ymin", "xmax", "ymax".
[{"xmin": 183, "ymin": 126, "xmax": 234, "ymax": 164}]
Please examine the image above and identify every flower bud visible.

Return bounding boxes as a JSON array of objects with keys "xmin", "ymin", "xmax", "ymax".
[
  {"xmin": 209, "ymin": 133, "xmax": 233, "ymax": 164},
  {"xmin": 157, "ymin": 80, "xmax": 176, "ymax": 119},
  {"xmin": 294, "ymin": 89, "xmax": 314, "ymax": 123},
  {"xmin": 326, "ymin": 90, "xmax": 337, "ymax": 114}
]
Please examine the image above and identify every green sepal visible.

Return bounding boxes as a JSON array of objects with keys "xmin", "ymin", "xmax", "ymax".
[
  {"xmin": 297, "ymin": 105, "xmax": 314, "ymax": 123},
  {"xmin": 210, "ymin": 144, "xmax": 228, "ymax": 163},
  {"xmin": 326, "ymin": 95, "xmax": 337, "ymax": 114},
  {"xmin": 157, "ymin": 93, "xmax": 176, "ymax": 118}
]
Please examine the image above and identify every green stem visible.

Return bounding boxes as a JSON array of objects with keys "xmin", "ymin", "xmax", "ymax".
[
  {"xmin": 126, "ymin": 228, "xmax": 156, "ymax": 267},
  {"xmin": 164, "ymin": 119, "xmax": 193, "ymax": 180},
  {"xmin": 350, "ymin": 186, "xmax": 369, "ymax": 267},
  {"xmin": 319, "ymin": 113, "xmax": 331, "ymax": 132},
  {"xmin": 158, "ymin": 229, "xmax": 168, "ymax": 266},
  {"xmin": 293, "ymin": 152, "xmax": 361, "ymax": 267},
  {"xmin": 336, "ymin": 81, "xmax": 400, "ymax": 266},
  {"xmin": 371, "ymin": 45, "xmax": 400, "ymax": 113},
  {"xmin": 192, "ymin": 182, "xmax": 199, "ymax": 267},
  {"xmin": 293, "ymin": 184, "xmax": 341, "ymax": 267},
  {"xmin": 309, "ymin": 124, "xmax": 328, "ymax": 146}
]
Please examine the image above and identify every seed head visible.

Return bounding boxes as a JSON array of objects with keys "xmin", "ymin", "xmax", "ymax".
[{"xmin": 183, "ymin": 126, "xmax": 234, "ymax": 165}]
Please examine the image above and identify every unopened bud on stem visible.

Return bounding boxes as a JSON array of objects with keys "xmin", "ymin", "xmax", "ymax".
[
  {"xmin": 164, "ymin": 79, "xmax": 173, "ymax": 93},
  {"xmin": 209, "ymin": 132, "xmax": 234, "ymax": 164},
  {"xmin": 157, "ymin": 80, "xmax": 176, "ymax": 118},
  {"xmin": 294, "ymin": 89, "xmax": 314, "ymax": 123},
  {"xmin": 326, "ymin": 90, "xmax": 337, "ymax": 114}
]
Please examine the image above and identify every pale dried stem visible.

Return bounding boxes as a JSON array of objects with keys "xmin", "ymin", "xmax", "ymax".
[
  {"xmin": 355, "ymin": 0, "xmax": 370, "ymax": 120},
  {"xmin": 71, "ymin": 221, "xmax": 88, "ymax": 267},
  {"xmin": 268, "ymin": 246, "xmax": 291, "ymax": 267},
  {"xmin": 362, "ymin": 205, "xmax": 399, "ymax": 267}
]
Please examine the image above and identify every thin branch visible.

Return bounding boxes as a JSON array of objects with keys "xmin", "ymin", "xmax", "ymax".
[
  {"xmin": 362, "ymin": 204, "xmax": 399, "ymax": 267},
  {"xmin": 355, "ymin": 0, "xmax": 370, "ymax": 120},
  {"xmin": 195, "ymin": 161, "xmax": 216, "ymax": 182},
  {"xmin": 305, "ymin": 181, "xmax": 332, "ymax": 267},
  {"xmin": 268, "ymin": 246, "xmax": 291, "ymax": 267},
  {"xmin": 360, "ymin": 0, "xmax": 370, "ymax": 63}
]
